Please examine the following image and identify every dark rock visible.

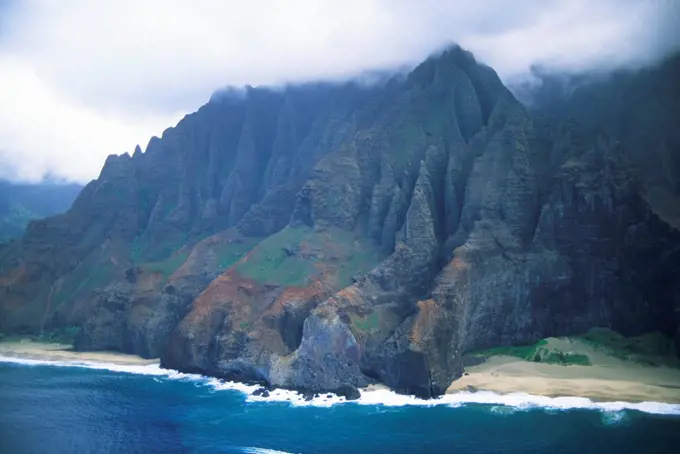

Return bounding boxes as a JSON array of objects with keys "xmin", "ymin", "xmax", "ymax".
[
  {"xmin": 252, "ymin": 387, "xmax": 270, "ymax": 398},
  {"xmin": 335, "ymin": 384, "xmax": 361, "ymax": 401},
  {"xmin": 124, "ymin": 268, "xmax": 137, "ymax": 283}
]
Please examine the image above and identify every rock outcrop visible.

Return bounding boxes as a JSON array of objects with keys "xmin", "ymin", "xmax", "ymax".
[{"xmin": 1, "ymin": 46, "xmax": 679, "ymax": 398}]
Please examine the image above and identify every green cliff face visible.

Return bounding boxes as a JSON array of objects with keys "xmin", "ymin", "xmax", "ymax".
[{"xmin": 1, "ymin": 46, "xmax": 678, "ymax": 398}]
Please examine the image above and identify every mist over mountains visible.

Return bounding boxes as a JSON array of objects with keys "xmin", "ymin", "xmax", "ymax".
[
  {"xmin": 0, "ymin": 44, "xmax": 678, "ymax": 398},
  {"xmin": 1, "ymin": 0, "xmax": 679, "ymax": 184},
  {"xmin": 0, "ymin": 180, "xmax": 82, "ymax": 242}
]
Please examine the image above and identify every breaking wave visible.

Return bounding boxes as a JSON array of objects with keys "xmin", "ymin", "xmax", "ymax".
[
  {"xmin": 239, "ymin": 448, "xmax": 295, "ymax": 454},
  {"xmin": 2, "ymin": 355, "xmax": 679, "ymax": 416}
]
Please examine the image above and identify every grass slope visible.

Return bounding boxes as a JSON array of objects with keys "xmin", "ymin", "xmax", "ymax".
[
  {"xmin": 234, "ymin": 225, "xmax": 383, "ymax": 288},
  {"xmin": 471, "ymin": 327, "xmax": 679, "ymax": 368},
  {"xmin": 471, "ymin": 339, "xmax": 592, "ymax": 366}
]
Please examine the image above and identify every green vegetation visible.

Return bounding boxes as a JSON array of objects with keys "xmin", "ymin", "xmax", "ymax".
[
  {"xmin": 36, "ymin": 326, "xmax": 81, "ymax": 344},
  {"xmin": 471, "ymin": 339, "xmax": 592, "ymax": 366},
  {"xmin": 336, "ymin": 246, "xmax": 381, "ymax": 286},
  {"xmin": 390, "ymin": 118, "xmax": 425, "ymax": 171},
  {"xmin": 0, "ymin": 327, "xmax": 81, "ymax": 345},
  {"xmin": 133, "ymin": 232, "xmax": 257, "ymax": 286},
  {"xmin": 131, "ymin": 230, "xmax": 189, "ymax": 263},
  {"xmin": 141, "ymin": 251, "xmax": 189, "ymax": 283},
  {"xmin": 531, "ymin": 349, "xmax": 592, "ymax": 366},
  {"xmin": 234, "ymin": 226, "xmax": 382, "ymax": 288},
  {"xmin": 577, "ymin": 327, "xmax": 678, "ymax": 366},
  {"xmin": 472, "ymin": 339, "xmax": 548, "ymax": 360},
  {"xmin": 235, "ymin": 226, "xmax": 314, "ymax": 286},
  {"xmin": 471, "ymin": 328, "xmax": 680, "ymax": 368},
  {"xmin": 53, "ymin": 256, "xmax": 116, "ymax": 307},
  {"xmin": 214, "ymin": 239, "xmax": 259, "ymax": 271},
  {"xmin": 352, "ymin": 312, "xmax": 380, "ymax": 332}
]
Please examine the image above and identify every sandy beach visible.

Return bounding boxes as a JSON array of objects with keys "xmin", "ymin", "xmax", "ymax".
[
  {"xmin": 447, "ymin": 337, "xmax": 680, "ymax": 403},
  {"xmin": 0, "ymin": 339, "xmax": 159, "ymax": 366},
  {"xmin": 2, "ymin": 337, "xmax": 679, "ymax": 404}
]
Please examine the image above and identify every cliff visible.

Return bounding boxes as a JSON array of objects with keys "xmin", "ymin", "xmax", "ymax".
[{"xmin": 1, "ymin": 46, "xmax": 678, "ymax": 398}]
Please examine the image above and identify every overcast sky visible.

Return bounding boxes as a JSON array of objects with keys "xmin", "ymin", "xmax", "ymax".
[{"xmin": 1, "ymin": 0, "xmax": 678, "ymax": 183}]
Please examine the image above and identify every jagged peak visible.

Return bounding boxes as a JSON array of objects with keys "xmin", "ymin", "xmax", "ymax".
[
  {"xmin": 145, "ymin": 136, "xmax": 162, "ymax": 155},
  {"xmin": 97, "ymin": 152, "xmax": 134, "ymax": 181}
]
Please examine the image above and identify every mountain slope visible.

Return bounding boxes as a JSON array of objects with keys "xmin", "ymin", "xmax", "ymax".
[
  {"xmin": 1, "ymin": 46, "xmax": 678, "ymax": 398},
  {"xmin": 0, "ymin": 181, "xmax": 82, "ymax": 242},
  {"xmin": 525, "ymin": 55, "xmax": 680, "ymax": 229}
]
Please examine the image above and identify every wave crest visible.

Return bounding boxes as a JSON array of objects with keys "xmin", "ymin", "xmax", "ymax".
[{"xmin": 2, "ymin": 355, "xmax": 679, "ymax": 416}]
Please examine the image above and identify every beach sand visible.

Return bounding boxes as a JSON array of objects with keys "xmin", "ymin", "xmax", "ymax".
[
  {"xmin": 2, "ymin": 337, "xmax": 679, "ymax": 404},
  {"xmin": 0, "ymin": 339, "xmax": 159, "ymax": 366},
  {"xmin": 447, "ymin": 337, "xmax": 680, "ymax": 403}
]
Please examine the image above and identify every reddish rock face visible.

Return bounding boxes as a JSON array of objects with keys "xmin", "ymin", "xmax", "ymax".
[{"xmin": 2, "ymin": 46, "xmax": 679, "ymax": 397}]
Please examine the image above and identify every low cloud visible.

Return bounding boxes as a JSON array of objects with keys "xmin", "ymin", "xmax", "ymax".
[{"xmin": 1, "ymin": 0, "xmax": 678, "ymax": 182}]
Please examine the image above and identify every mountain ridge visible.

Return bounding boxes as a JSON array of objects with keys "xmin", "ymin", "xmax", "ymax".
[{"xmin": 1, "ymin": 45, "xmax": 678, "ymax": 398}]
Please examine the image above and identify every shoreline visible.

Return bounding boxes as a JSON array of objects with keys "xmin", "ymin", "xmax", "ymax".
[
  {"xmin": 447, "ymin": 337, "xmax": 680, "ymax": 404},
  {"xmin": 2, "ymin": 339, "xmax": 680, "ymax": 408},
  {"xmin": 0, "ymin": 339, "xmax": 159, "ymax": 366},
  {"xmin": 447, "ymin": 356, "xmax": 680, "ymax": 404}
]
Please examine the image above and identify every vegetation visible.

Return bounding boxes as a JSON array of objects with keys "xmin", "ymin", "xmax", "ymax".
[
  {"xmin": 131, "ymin": 230, "xmax": 190, "ymax": 263},
  {"xmin": 53, "ymin": 255, "xmax": 116, "ymax": 307},
  {"xmin": 36, "ymin": 326, "xmax": 81, "ymax": 344},
  {"xmin": 214, "ymin": 239, "xmax": 259, "ymax": 271},
  {"xmin": 352, "ymin": 312, "xmax": 380, "ymax": 332},
  {"xmin": 234, "ymin": 226, "xmax": 382, "ymax": 288},
  {"xmin": 141, "ymin": 251, "xmax": 190, "ymax": 283},
  {"xmin": 0, "ymin": 327, "xmax": 81, "ymax": 345},
  {"xmin": 472, "ymin": 339, "xmax": 548, "ymax": 360},
  {"xmin": 531, "ymin": 349, "xmax": 591, "ymax": 366},
  {"xmin": 471, "ymin": 339, "xmax": 592, "ymax": 366},
  {"xmin": 471, "ymin": 327, "xmax": 680, "ymax": 368},
  {"xmin": 235, "ymin": 226, "xmax": 315, "ymax": 286},
  {"xmin": 577, "ymin": 327, "xmax": 678, "ymax": 366}
]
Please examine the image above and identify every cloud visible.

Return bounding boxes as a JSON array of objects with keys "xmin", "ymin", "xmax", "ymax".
[{"xmin": 1, "ymin": 0, "xmax": 678, "ymax": 183}]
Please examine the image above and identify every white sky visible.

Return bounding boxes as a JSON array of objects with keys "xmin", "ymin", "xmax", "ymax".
[{"xmin": 1, "ymin": 0, "xmax": 678, "ymax": 183}]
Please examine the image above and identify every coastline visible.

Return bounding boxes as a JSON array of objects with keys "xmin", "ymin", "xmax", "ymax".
[
  {"xmin": 0, "ymin": 339, "xmax": 159, "ymax": 366},
  {"xmin": 447, "ymin": 337, "xmax": 680, "ymax": 404},
  {"xmin": 2, "ymin": 338, "xmax": 680, "ymax": 408},
  {"xmin": 447, "ymin": 356, "xmax": 680, "ymax": 404}
]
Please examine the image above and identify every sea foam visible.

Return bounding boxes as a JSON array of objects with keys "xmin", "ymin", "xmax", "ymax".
[
  {"xmin": 239, "ymin": 448, "xmax": 296, "ymax": 454},
  {"xmin": 2, "ymin": 355, "xmax": 679, "ymax": 416}
]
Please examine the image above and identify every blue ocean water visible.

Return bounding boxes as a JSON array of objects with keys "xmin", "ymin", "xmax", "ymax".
[{"xmin": 1, "ymin": 359, "xmax": 680, "ymax": 454}]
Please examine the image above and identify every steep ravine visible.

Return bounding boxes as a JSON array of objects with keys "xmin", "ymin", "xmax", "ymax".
[{"xmin": 1, "ymin": 46, "xmax": 678, "ymax": 398}]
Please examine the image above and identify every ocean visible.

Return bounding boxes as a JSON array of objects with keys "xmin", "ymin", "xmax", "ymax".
[{"xmin": 1, "ymin": 358, "xmax": 679, "ymax": 453}]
